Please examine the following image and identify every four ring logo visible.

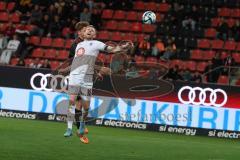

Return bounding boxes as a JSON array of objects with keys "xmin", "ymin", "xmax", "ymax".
[
  {"xmin": 177, "ymin": 86, "xmax": 228, "ymax": 107},
  {"xmin": 30, "ymin": 73, "xmax": 69, "ymax": 92}
]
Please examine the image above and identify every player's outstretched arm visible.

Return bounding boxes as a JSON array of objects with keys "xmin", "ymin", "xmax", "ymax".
[{"xmin": 105, "ymin": 42, "xmax": 132, "ymax": 54}]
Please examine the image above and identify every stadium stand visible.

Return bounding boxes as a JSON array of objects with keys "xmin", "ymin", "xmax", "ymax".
[{"xmin": 0, "ymin": 0, "xmax": 240, "ymax": 86}]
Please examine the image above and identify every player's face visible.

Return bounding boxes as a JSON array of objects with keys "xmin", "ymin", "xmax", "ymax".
[{"xmin": 83, "ymin": 26, "xmax": 96, "ymax": 40}]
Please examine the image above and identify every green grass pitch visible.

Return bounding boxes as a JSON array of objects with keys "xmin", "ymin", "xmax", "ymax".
[{"xmin": 0, "ymin": 117, "xmax": 239, "ymax": 160}]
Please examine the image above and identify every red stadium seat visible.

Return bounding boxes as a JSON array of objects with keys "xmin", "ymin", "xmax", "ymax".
[
  {"xmin": 97, "ymin": 31, "xmax": 110, "ymax": 40},
  {"xmin": 113, "ymin": 10, "xmax": 125, "ymax": 20},
  {"xmin": 32, "ymin": 48, "xmax": 44, "ymax": 58},
  {"xmin": 211, "ymin": 18, "xmax": 221, "ymax": 27},
  {"xmin": 218, "ymin": 75, "xmax": 229, "ymax": 84},
  {"xmin": 24, "ymin": 58, "xmax": 33, "ymax": 66},
  {"xmin": 50, "ymin": 61, "xmax": 60, "ymax": 70},
  {"xmin": 211, "ymin": 39, "xmax": 224, "ymax": 49},
  {"xmin": 10, "ymin": 58, "xmax": 19, "ymax": 66},
  {"xmin": 57, "ymin": 50, "xmax": 69, "ymax": 60},
  {"xmin": 40, "ymin": 37, "xmax": 52, "ymax": 47},
  {"xmin": 0, "ymin": 23, "xmax": 8, "ymax": 32},
  {"xmin": 205, "ymin": 28, "xmax": 217, "ymax": 38},
  {"xmin": 118, "ymin": 21, "xmax": 130, "ymax": 31},
  {"xmin": 126, "ymin": 11, "xmax": 138, "ymax": 21},
  {"xmin": 101, "ymin": 9, "xmax": 113, "ymax": 19},
  {"xmin": 65, "ymin": 39, "xmax": 74, "ymax": 49},
  {"xmin": 122, "ymin": 33, "xmax": 135, "ymax": 42},
  {"xmin": 147, "ymin": 2, "xmax": 157, "ymax": 11},
  {"xmin": 134, "ymin": 1, "xmax": 145, "ymax": 10},
  {"xmin": 226, "ymin": 18, "xmax": 235, "ymax": 28},
  {"xmin": 236, "ymin": 43, "xmax": 240, "ymax": 51},
  {"xmin": 105, "ymin": 54, "xmax": 113, "ymax": 64},
  {"xmin": 0, "ymin": 2, "xmax": 6, "ymax": 10},
  {"xmin": 218, "ymin": 8, "xmax": 231, "ymax": 17},
  {"xmin": 25, "ymin": 25, "xmax": 35, "ymax": 31},
  {"xmin": 7, "ymin": 2, "xmax": 15, "ymax": 11},
  {"xmin": 11, "ymin": 13, "xmax": 20, "ymax": 23},
  {"xmin": 62, "ymin": 27, "xmax": 71, "ymax": 37},
  {"xmin": 111, "ymin": 32, "xmax": 122, "ymax": 41},
  {"xmin": 221, "ymin": 51, "xmax": 228, "ymax": 59},
  {"xmin": 29, "ymin": 36, "xmax": 40, "ymax": 45},
  {"xmin": 137, "ymin": 33, "xmax": 148, "ymax": 42},
  {"xmin": 197, "ymin": 61, "xmax": 208, "ymax": 72},
  {"xmin": 135, "ymin": 55, "xmax": 145, "ymax": 64},
  {"xmin": 198, "ymin": 39, "xmax": 211, "ymax": 49},
  {"xmin": 191, "ymin": 49, "xmax": 202, "ymax": 60},
  {"xmin": 232, "ymin": 53, "xmax": 240, "ymax": 63},
  {"xmin": 131, "ymin": 22, "xmax": 142, "ymax": 32},
  {"xmin": 203, "ymin": 50, "xmax": 216, "ymax": 60},
  {"xmin": 156, "ymin": 13, "xmax": 164, "ymax": 22},
  {"xmin": 170, "ymin": 60, "xmax": 183, "ymax": 69},
  {"xmin": 44, "ymin": 49, "xmax": 56, "ymax": 59},
  {"xmin": 143, "ymin": 24, "xmax": 156, "ymax": 33},
  {"xmin": 105, "ymin": 20, "xmax": 118, "ymax": 30},
  {"xmin": 146, "ymin": 57, "xmax": 158, "ymax": 66},
  {"xmin": 52, "ymin": 38, "xmax": 65, "ymax": 48},
  {"xmin": 236, "ymin": 79, "xmax": 240, "ymax": 86},
  {"xmin": 97, "ymin": 53, "xmax": 106, "ymax": 63},
  {"xmin": 0, "ymin": 12, "xmax": 8, "ymax": 21},
  {"xmin": 231, "ymin": 8, "xmax": 240, "ymax": 18},
  {"xmin": 185, "ymin": 61, "xmax": 196, "ymax": 71},
  {"xmin": 158, "ymin": 3, "xmax": 170, "ymax": 12},
  {"xmin": 224, "ymin": 40, "xmax": 237, "ymax": 51}
]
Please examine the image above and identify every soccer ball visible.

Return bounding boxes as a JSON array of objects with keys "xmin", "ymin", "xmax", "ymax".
[{"xmin": 142, "ymin": 11, "xmax": 156, "ymax": 24}]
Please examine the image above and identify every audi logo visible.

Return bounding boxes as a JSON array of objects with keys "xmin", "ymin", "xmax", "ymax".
[
  {"xmin": 30, "ymin": 73, "xmax": 69, "ymax": 92},
  {"xmin": 177, "ymin": 86, "xmax": 228, "ymax": 107}
]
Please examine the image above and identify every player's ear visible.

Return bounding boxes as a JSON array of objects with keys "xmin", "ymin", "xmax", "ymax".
[{"xmin": 93, "ymin": 32, "xmax": 96, "ymax": 39}]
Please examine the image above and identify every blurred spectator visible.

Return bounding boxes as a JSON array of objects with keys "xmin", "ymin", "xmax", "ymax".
[
  {"xmin": 68, "ymin": 4, "xmax": 80, "ymax": 20},
  {"xmin": 15, "ymin": 0, "xmax": 33, "ymax": 14},
  {"xmin": 139, "ymin": 37, "xmax": 150, "ymax": 57},
  {"xmin": 16, "ymin": 59, "xmax": 26, "ymax": 66},
  {"xmin": 182, "ymin": 16, "xmax": 196, "ymax": 31},
  {"xmin": 30, "ymin": 4, "xmax": 42, "ymax": 24},
  {"xmin": 160, "ymin": 39, "xmax": 176, "ymax": 61},
  {"xmin": 39, "ymin": 14, "xmax": 51, "ymax": 36},
  {"xmin": 152, "ymin": 38, "xmax": 165, "ymax": 58},
  {"xmin": 20, "ymin": 37, "xmax": 36, "ymax": 59},
  {"xmin": 40, "ymin": 59, "xmax": 51, "ymax": 69},
  {"xmin": 126, "ymin": 65, "xmax": 139, "ymax": 78},
  {"xmin": 217, "ymin": 18, "xmax": 229, "ymax": 40},
  {"xmin": 165, "ymin": 65, "xmax": 182, "ymax": 80},
  {"xmin": 29, "ymin": 58, "xmax": 42, "ymax": 68},
  {"xmin": 0, "ymin": 35, "xmax": 21, "ymax": 64},
  {"xmin": 80, "ymin": 8, "xmax": 91, "ymax": 22},
  {"xmin": 204, "ymin": 60, "xmax": 219, "ymax": 83},
  {"xmin": 191, "ymin": 71, "xmax": 202, "ymax": 83},
  {"xmin": 54, "ymin": 0, "xmax": 65, "ymax": 15},
  {"xmin": 86, "ymin": 0, "xmax": 95, "ymax": 12},
  {"xmin": 181, "ymin": 69, "xmax": 192, "ymax": 81},
  {"xmin": 149, "ymin": 34, "xmax": 157, "ymax": 46},
  {"xmin": 49, "ymin": 15, "xmax": 63, "ymax": 37},
  {"xmin": 4, "ymin": 22, "xmax": 16, "ymax": 39},
  {"xmin": 224, "ymin": 54, "xmax": 235, "ymax": 66},
  {"xmin": 91, "ymin": 8, "xmax": 102, "ymax": 30},
  {"xmin": 47, "ymin": 4, "xmax": 57, "ymax": 20},
  {"xmin": 212, "ymin": 52, "xmax": 223, "ymax": 69},
  {"xmin": 149, "ymin": 68, "xmax": 159, "ymax": 80},
  {"xmin": 0, "ymin": 32, "xmax": 8, "ymax": 53},
  {"xmin": 230, "ymin": 20, "xmax": 240, "ymax": 41}
]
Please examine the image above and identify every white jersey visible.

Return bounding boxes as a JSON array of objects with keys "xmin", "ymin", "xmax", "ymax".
[{"xmin": 70, "ymin": 40, "xmax": 106, "ymax": 75}]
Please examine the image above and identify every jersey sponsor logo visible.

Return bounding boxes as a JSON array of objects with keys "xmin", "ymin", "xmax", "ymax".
[{"xmin": 76, "ymin": 47, "xmax": 85, "ymax": 57}]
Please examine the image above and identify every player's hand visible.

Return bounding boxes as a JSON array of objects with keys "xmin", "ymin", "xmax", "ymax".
[{"xmin": 96, "ymin": 73, "xmax": 103, "ymax": 81}]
